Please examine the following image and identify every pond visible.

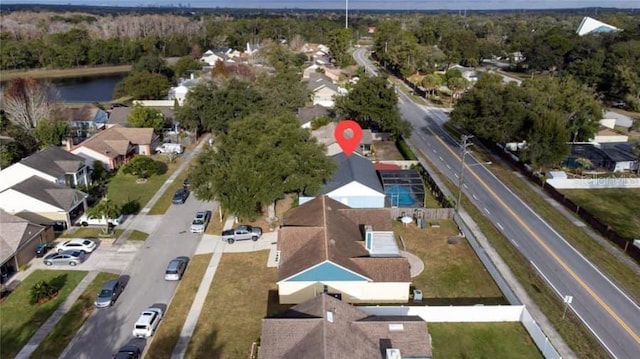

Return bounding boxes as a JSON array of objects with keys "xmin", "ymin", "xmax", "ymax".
[{"xmin": 50, "ymin": 74, "xmax": 126, "ymax": 102}]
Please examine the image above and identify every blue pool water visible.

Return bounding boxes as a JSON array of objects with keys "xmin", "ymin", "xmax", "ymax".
[{"xmin": 385, "ymin": 185, "xmax": 418, "ymax": 207}]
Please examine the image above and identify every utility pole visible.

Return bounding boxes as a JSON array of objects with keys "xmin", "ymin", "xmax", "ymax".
[{"xmin": 456, "ymin": 135, "xmax": 474, "ymax": 211}]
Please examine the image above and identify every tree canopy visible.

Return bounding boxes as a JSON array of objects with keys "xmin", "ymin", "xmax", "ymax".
[
  {"xmin": 190, "ymin": 113, "xmax": 335, "ymax": 220},
  {"xmin": 127, "ymin": 106, "xmax": 165, "ymax": 133},
  {"xmin": 113, "ymin": 72, "xmax": 171, "ymax": 100},
  {"xmin": 335, "ymin": 75, "xmax": 410, "ymax": 138}
]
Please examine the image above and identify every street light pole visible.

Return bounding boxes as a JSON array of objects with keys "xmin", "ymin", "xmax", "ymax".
[
  {"xmin": 345, "ymin": 0, "xmax": 349, "ymax": 29},
  {"xmin": 456, "ymin": 135, "xmax": 474, "ymax": 212}
]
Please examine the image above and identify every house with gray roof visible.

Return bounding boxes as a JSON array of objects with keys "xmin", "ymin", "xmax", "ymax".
[
  {"xmin": 277, "ymin": 196, "xmax": 411, "ymax": 305},
  {"xmin": 297, "ymin": 104, "xmax": 330, "ymax": 129},
  {"xmin": 306, "ymin": 72, "xmax": 342, "ymax": 108},
  {"xmin": 107, "ymin": 106, "xmax": 176, "ymax": 130},
  {"xmin": 258, "ymin": 293, "xmax": 432, "ymax": 359},
  {"xmin": 0, "ymin": 176, "xmax": 87, "ymax": 228},
  {"xmin": 0, "ymin": 146, "xmax": 89, "ymax": 192},
  {"xmin": 300, "ymin": 152, "xmax": 385, "ymax": 208},
  {"xmin": 51, "ymin": 104, "xmax": 108, "ymax": 141},
  {"xmin": 0, "ymin": 210, "xmax": 55, "ymax": 280}
]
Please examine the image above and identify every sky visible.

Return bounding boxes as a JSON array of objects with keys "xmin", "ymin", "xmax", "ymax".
[{"xmin": 3, "ymin": 0, "xmax": 640, "ymax": 10}]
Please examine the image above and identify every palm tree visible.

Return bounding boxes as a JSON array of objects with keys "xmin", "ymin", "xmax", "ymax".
[
  {"xmin": 86, "ymin": 198, "xmax": 121, "ymax": 234},
  {"xmin": 575, "ymin": 157, "xmax": 594, "ymax": 175}
]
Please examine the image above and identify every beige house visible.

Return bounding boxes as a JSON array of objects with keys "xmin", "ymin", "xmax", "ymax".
[
  {"xmin": 277, "ymin": 196, "xmax": 411, "ymax": 304},
  {"xmin": 0, "ymin": 210, "xmax": 55, "ymax": 278},
  {"xmin": 258, "ymin": 293, "xmax": 432, "ymax": 359},
  {"xmin": 70, "ymin": 125, "xmax": 157, "ymax": 170}
]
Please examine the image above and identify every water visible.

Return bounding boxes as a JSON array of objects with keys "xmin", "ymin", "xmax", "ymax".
[
  {"xmin": 386, "ymin": 185, "xmax": 419, "ymax": 207},
  {"xmin": 49, "ymin": 74, "xmax": 126, "ymax": 102}
]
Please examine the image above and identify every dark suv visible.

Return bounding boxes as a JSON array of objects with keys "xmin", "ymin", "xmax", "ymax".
[{"xmin": 172, "ymin": 188, "xmax": 189, "ymax": 204}]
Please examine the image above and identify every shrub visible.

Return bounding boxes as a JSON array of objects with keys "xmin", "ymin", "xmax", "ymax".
[{"xmin": 30, "ymin": 280, "xmax": 58, "ymax": 305}]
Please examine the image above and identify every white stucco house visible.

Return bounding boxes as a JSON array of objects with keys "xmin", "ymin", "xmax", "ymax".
[
  {"xmin": 0, "ymin": 146, "xmax": 89, "ymax": 192},
  {"xmin": 277, "ymin": 196, "xmax": 411, "ymax": 304},
  {"xmin": 299, "ymin": 152, "xmax": 385, "ymax": 208}
]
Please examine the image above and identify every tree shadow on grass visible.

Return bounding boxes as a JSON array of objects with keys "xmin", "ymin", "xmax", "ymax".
[
  {"xmin": 187, "ymin": 327, "xmax": 224, "ymax": 359},
  {"xmin": 48, "ymin": 274, "xmax": 68, "ymax": 291},
  {"xmin": 122, "ymin": 199, "xmax": 141, "ymax": 215}
]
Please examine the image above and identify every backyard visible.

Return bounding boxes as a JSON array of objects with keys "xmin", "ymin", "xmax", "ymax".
[
  {"xmin": 560, "ymin": 188, "xmax": 640, "ymax": 239},
  {"xmin": 429, "ymin": 322, "xmax": 542, "ymax": 358},
  {"xmin": 394, "ymin": 220, "xmax": 506, "ymax": 304},
  {"xmin": 0, "ymin": 270, "xmax": 88, "ymax": 358}
]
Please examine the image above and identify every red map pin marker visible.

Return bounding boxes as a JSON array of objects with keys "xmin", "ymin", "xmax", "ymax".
[{"xmin": 334, "ymin": 120, "xmax": 363, "ymax": 157}]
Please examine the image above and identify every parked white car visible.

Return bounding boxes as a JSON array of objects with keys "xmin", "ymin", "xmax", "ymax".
[
  {"xmin": 55, "ymin": 238, "xmax": 97, "ymax": 253},
  {"xmin": 132, "ymin": 307, "xmax": 164, "ymax": 338},
  {"xmin": 76, "ymin": 214, "xmax": 124, "ymax": 227},
  {"xmin": 190, "ymin": 211, "xmax": 211, "ymax": 233},
  {"xmin": 155, "ymin": 143, "xmax": 184, "ymax": 154}
]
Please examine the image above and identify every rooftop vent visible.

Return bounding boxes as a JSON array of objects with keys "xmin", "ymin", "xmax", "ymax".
[
  {"xmin": 386, "ymin": 348, "xmax": 402, "ymax": 359},
  {"xmin": 388, "ymin": 324, "xmax": 404, "ymax": 332}
]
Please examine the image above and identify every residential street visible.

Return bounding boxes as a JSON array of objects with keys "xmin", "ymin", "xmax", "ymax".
[{"xmin": 352, "ymin": 48, "xmax": 640, "ymax": 358}]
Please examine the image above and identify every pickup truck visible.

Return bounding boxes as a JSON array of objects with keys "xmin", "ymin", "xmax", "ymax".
[{"xmin": 221, "ymin": 225, "xmax": 263, "ymax": 244}]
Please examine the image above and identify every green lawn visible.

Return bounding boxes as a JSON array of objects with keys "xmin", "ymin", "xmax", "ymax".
[
  {"xmin": 430, "ymin": 322, "xmax": 542, "ymax": 358},
  {"xmin": 394, "ymin": 221, "xmax": 505, "ymax": 304},
  {"xmin": 561, "ymin": 188, "xmax": 640, "ymax": 239},
  {"xmin": 147, "ymin": 170, "xmax": 190, "ymax": 215},
  {"xmin": 31, "ymin": 272, "xmax": 119, "ymax": 359},
  {"xmin": 0, "ymin": 270, "xmax": 88, "ymax": 358},
  {"xmin": 186, "ymin": 251, "xmax": 279, "ymax": 358},
  {"xmin": 60, "ymin": 228, "xmax": 123, "ymax": 239},
  {"xmin": 107, "ymin": 156, "xmax": 183, "ymax": 214},
  {"xmin": 128, "ymin": 230, "xmax": 149, "ymax": 241}
]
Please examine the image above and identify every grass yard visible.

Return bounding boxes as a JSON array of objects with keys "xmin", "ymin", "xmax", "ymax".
[
  {"xmin": 186, "ymin": 251, "xmax": 277, "ymax": 359},
  {"xmin": 30, "ymin": 272, "xmax": 119, "ymax": 359},
  {"xmin": 429, "ymin": 322, "xmax": 542, "ymax": 359},
  {"xmin": 394, "ymin": 221, "xmax": 505, "ymax": 304},
  {"xmin": 146, "ymin": 254, "xmax": 212, "ymax": 358},
  {"xmin": 127, "ymin": 230, "xmax": 149, "ymax": 241},
  {"xmin": 107, "ymin": 156, "xmax": 183, "ymax": 214},
  {"xmin": 60, "ymin": 228, "xmax": 123, "ymax": 239},
  {"xmin": 561, "ymin": 188, "xmax": 640, "ymax": 240},
  {"xmin": 147, "ymin": 169, "xmax": 190, "ymax": 215},
  {"xmin": 0, "ymin": 270, "xmax": 88, "ymax": 358},
  {"xmin": 205, "ymin": 209, "xmax": 225, "ymax": 235}
]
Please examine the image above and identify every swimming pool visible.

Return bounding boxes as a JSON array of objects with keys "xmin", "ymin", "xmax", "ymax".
[{"xmin": 385, "ymin": 185, "xmax": 420, "ymax": 207}]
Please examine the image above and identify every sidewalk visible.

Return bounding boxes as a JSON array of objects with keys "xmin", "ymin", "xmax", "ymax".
[
  {"xmin": 170, "ymin": 216, "xmax": 236, "ymax": 359},
  {"xmin": 16, "ymin": 271, "xmax": 99, "ymax": 359}
]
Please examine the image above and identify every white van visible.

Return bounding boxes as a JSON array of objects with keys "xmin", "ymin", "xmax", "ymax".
[{"xmin": 155, "ymin": 143, "xmax": 184, "ymax": 154}]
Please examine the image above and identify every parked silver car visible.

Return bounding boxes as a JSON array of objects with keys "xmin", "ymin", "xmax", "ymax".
[
  {"xmin": 43, "ymin": 250, "xmax": 87, "ymax": 266},
  {"xmin": 95, "ymin": 278, "xmax": 125, "ymax": 308},
  {"xmin": 190, "ymin": 211, "xmax": 211, "ymax": 233},
  {"xmin": 164, "ymin": 257, "xmax": 189, "ymax": 281}
]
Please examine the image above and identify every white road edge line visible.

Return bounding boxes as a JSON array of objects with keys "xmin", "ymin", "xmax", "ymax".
[{"xmin": 497, "ymin": 222, "xmax": 504, "ymax": 230}]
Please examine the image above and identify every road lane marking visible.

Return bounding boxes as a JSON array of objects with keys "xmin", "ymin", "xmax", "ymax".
[
  {"xmin": 454, "ymin": 173, "xmax": 459, "ymax": 179},
  {"xmin": 472, "ymin": 194, "xmax": 478, "ymax": 200},
  {"xmin": 439, "ymin": 156, "xmax": 444, "ymax": 161},
  {"xmin": 484, "ymin": 207, "xmax": 491, "ymax": 215},
  {"xmin": 426, "ymin": 127, "xmax": 640, "ymax": 345},
  {"xmin": 463, "ymin": 183, "xmax": 468, "ymax": 189},
  {"xmin": 497, "ymin": 222, "xmax": 504, "ymax": 230},
  {"xmin": 433, "ymin": 149, "xmax": 437, "ymax": 154},
  {"xmin": 446, "ymin": 164, "xmax": 452, "ymax": 170}
]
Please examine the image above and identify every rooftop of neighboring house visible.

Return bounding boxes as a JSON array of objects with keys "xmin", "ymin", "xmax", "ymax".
[
  {"xmin": 7, "ymin": 176, "xmax": 87, "ymax": 211},
  {"xmin": 317, "ymin": 152, "xmax": 384, "ymax": 195},
  {"xmin": 297, "ymin": 105, "xmax": 330, "ymax": 126},
  {"xmin": 18, "ymin": 146, "xmax": 86, "ymax": 177},
  {"xmin": 258, "ymin": 293, "xmax": 431, "ymax": 359},
  {"xmin": 72, "ymin": 125, "xmax": 154, "ymax": 158},
  {"xmin": 107, "ymin": 107, "xmax": 174, "ymax": 127},
  {"xmin": 278, "ymin": 196, "xmax": 409, "ymax": 283},
  {"xmin": 51, "ymin": 104, "xmax": 108, "ymax": 125},
  {"xmin": 306, "ymin": 72, "xmax": 338, "ymax": 93},
  {"xmin": 0, "ymin": 210, "xmax": 46, "ymax": 264}
]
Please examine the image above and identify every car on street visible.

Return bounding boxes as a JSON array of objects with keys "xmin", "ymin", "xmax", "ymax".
[
  {"xmin": 165, "ymin": 257, "xmax": 189, "ymax": 281},
  {"xmin": 155, "ymin": 143, "xmax": 184, "ymax": 154},
  {"xmin": 95, "ymin": 278, "xmax": 125, "ymax": 308},
  {"xmin": 35, "ymin": 242, "xmax": 54, "ymax": 257},
  {"xmin": 55, "ymin": 238, "xmax": 97, "ymax": 253},
  {"xmin": 113, "ymin": 344, "xmax": 141, "ymax": 359},
  {"xmin": 221, "ymin": 225, "xmax": 263, "ymax": 244},
  {"xmin": 172, "ymin": 188, "xmax": 189, "ymax": 204},
  {"xmin": 132, "ymin": 307, "xmax": 164, "ymax": 338},
  {"xmin": 43, "ymin": 250, "xmax": 87, "ymax": 266},
  {"xmin": 190, "ymin": 211, "xmax": 211, "ymax": 233},
  {"xmin": 76, "ymin": 213, "xmax": 124, "ymax": 227}
]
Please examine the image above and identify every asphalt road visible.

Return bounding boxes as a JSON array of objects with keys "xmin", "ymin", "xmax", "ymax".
[
  {"xmin": 61, "ymin": 193, "xmax": 217, "ymax": 358},
  {"xmin": 353, "ymin": 47, "xmax": 640, "ymax": 358}
]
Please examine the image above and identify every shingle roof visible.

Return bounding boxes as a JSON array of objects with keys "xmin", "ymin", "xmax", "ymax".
[
  {"xmin": 52, "ymin": 105, "xmax": 107, "ymax": 124},
  {"xmin": 306, "ymin": 72, "xmax": 338, "ymax": 92},
  {"xmin": 258, "ymin": 294, "xmax": 431, "ymax": 359},
  {"xmin": 107, "ymin": 107, "xmax": 174, "ymax": 127},
  {"xmin": 297, "ymin": 104, "xmax": 330, "ymax": 125},
  {"xmin": 19, "ymin": 146, "xmax": 85, "ymax": 178},
  {"xmin": 316, "ymin": 152, "xmax": 384, "ymax": 195},
  {"xmin": 10, "ymin": 176, "xmax": 87, "ymax": 211},
  {"xmin": 0, "ymin": 210, "xmax": 45, "ymax": 264},
  {"xmin": 73, "ymin": 125, "xmax": 154, "ymax": 158},
  {"xmin": 278, "ymin": 196, "xmax": 410, "ymax": 283}
]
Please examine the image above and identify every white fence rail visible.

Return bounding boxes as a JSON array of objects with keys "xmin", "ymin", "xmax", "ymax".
[{"xmin": 361, "ymin": 305, "xmax": 561, "ymax": 359}]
